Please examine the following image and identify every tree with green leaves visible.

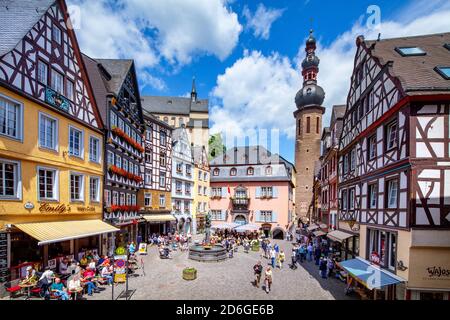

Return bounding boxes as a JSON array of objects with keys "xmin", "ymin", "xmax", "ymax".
[{"xmin": 208, "ymin": 133, "xmax": 226, "ymax": 160}]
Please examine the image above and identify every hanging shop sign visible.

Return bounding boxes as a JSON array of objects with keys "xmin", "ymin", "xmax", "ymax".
[{"xmin": 24, "ymin": 202, "xmax": 34, "ymax": 210}]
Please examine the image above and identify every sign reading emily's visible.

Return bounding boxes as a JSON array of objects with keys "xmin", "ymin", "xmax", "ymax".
[{"xmin": 39, "ymin": 203, "xmax": 96, "ymax": 214}]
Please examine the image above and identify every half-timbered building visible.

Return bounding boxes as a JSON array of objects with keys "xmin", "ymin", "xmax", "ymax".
[
  {"xmin": 319, "ymin": 105, "xmax": 345, "ymax": 231},
  {"xmin": 337, "ymin": 32, "xmax": 450, "ymax": 300},
  {"xmin": 138, "ymin": 111, "xmax": 174, "ymax": 238},
  {"xmin": 83, "ymin": 55, "xmax": 145, "ymax": 254},
  {"xmin": 0, "ymin": 0, "xmax": 118, "ymax": 282}
]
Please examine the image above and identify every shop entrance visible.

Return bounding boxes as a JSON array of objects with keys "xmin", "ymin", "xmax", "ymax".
[
  {"xmin": 272, "ymin": 228, "xmax": 285, "ymax": 240},
  {"xmin": 234, "ymin": 215, "xmax": 247, "ymax": 225}
]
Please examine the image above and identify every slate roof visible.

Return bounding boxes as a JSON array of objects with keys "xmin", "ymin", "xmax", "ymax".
[
  {"xmin": 364, "ymin": 32, "xmax": 450, "ymax": 95},
  {"xmin": 82, "ymin": 54, "xmax": 109, "ymax": 123},
  {"xmin": 95, "ymin": 58, "xmax": 133, "ymax": 95},
  {"xmin": 143, "ymin": 109, "xmax": 173, "ymax": 130},
  {"xmin": 210, "ymin": 145, "xmax": 294, "ymax": 169},
  {"xmin": 141, "ymin": 96, "xmax": 209, "ymax": 115},
  {"xmin": 0, "ymin": 0, "xmax": 54, "ymax": 57}
]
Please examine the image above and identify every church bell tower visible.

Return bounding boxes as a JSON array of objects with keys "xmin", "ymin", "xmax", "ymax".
[{"xmin": 294, "ymin": 30, "xmax": 325, "ymax": 224}]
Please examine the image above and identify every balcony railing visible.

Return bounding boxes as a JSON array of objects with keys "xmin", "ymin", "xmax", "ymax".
[{"xmin": 231, "ymin": 197, "xmax": 250, "ymax": 209}]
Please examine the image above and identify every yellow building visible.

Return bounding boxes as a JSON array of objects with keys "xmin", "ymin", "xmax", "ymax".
[
  {"xmin": 193, "ymin": 146, "xmax": 210, "ymax": 234},
  {"xmin": 0, "ymin": 0, "xmax": 116, "ymax": 281}
]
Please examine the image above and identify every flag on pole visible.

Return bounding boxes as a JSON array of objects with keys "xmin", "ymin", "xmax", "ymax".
[{"xmin": 227, "ymin": 186, "xmax": 231, "ymax": 197}]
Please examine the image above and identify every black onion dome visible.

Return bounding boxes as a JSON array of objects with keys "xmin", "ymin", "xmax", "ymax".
[
  {"xmin": 295, "ymin": 83, "xmax": 325, "ymax": 108},
  {"xmin": 301, "ymin": 54, "xmax": 320, "ymax": 69},
  {"xmin": 306, "ymin": 29, "xmax": 316, "ymax": 45}
]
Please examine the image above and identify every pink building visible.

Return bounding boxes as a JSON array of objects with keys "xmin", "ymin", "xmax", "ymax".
[{"xmin": 209, "ymin": 146, "xmax": 296, "ymax": 239}]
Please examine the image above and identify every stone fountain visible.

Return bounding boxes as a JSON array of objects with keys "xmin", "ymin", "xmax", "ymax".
[{"xmin": 188, "ymin": 212, "xmax": 227, "ymax": 262}]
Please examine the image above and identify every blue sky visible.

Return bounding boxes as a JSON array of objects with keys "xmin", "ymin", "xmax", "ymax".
[{"xmin": 69, "ymin": 0, "xmax": 450, "ymax": 163}]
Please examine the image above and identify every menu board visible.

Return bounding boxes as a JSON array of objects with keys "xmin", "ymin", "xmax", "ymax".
[{"xmin": 0, "ymin": 232, "xmax": 8, "ymax": 283}]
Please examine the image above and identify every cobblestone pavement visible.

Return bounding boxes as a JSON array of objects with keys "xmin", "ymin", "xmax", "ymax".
[{"xmin": 88, "ymin": 238, "xmax": 356, "ymax": 300}]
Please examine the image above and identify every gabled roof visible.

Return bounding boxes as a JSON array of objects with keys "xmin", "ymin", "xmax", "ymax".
[
  {"xmin": 0, "ymin": 0, "xmax": 54, "ymax": 57},
  {"xmin": 143, "ymin": 109, "xmax": 173, "ymax": 131},
  {"xmin": 82, "ymin": 54, "xmax": 109, "ymax": 122},
  {"xmin": 210, "ymin": 145, "xmax": 294, "ymax": 170},
  {"xmin": 141, "ymin": 96, "xmax": 209, "ymax": 115},
  {"xmin": 331, "ymin": 105, "xmax": 346, "ymax": 122},
  {"xmin": 95, "ymin": 59, "xmax": 134, "ymax": 96},
  {"xmin": 192, "ymin": 145, "xmax": 208, "ymax": 166},
  {"xmin": 363, "ymin": 32, "xmax": 450, "ymax": 95}
]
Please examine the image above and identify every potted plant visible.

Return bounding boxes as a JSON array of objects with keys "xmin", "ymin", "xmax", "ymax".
[{"xmin": 182, "ymin": 267, "xmax": 197, "ymax": 280}]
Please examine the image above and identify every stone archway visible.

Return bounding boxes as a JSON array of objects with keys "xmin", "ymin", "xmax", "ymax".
[
  {"xmin": 234, "ymin": 215, "xmax": 247, "ymax": 225},
  {"xmin": 272, "ymin": 227, "xmax": 285, "ymax": 240}
]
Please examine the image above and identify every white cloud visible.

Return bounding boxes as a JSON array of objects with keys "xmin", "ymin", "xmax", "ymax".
[
  {"xmin": 68, "ymin": 0, "xmax": 242, "ymax": 89},
  {"xmin": 299, "ymin": 5, "xmax": 450, "ymax": 125},
  {"xmin": 124, "ymin": 0, "xmax": 242, "ymax": 65},
  {"xmin": 210, "ymin": 50, "xmax": 300, "ymax": 139},
  {"xmin": 243, "ymin": 4, "xmax": 285, "ymax": 40}
]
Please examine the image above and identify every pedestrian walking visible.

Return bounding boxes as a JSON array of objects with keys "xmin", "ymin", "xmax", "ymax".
[
  {"xmin": 319, "ymin": 257, "xmax": 328, "ymax": 279},
  {"xmin": 314, "ymin": 246, "xmax": 321, "ymax": 265},
  {"xmin": 290, "ymin": 246, "xmax": 297, "ymax": 269},
  {"xmin": 277, "ymin": 250, "xmax": 285, "ymax": 269},
  {"xmin": 253, "ymin": 261, "xmax": 263, "ymax": 288},
  {"xmin": 264, "ymin": 267, "xmax": 273, "ymax": 294},
  {"xmin": 327, "ymin": 257, "xmax": 335, "ymax": 277},
  {"xmin": 307, "ymin": 243, "xmax": 313, "ymax": 262},
  {"xmin": 270, "ymin": 248, "xmax": 276, "ymax": 268}
]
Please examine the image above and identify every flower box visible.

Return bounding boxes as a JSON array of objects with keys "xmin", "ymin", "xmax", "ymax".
[{"xmin": 182, "ymin": 267, "xmax": 197, "ymax": 281}]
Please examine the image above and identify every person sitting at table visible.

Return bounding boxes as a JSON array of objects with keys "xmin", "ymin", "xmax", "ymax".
[
  {"xmin": 68, "ymin": 274, "xmax": 82, "ymax": 300},
  {"xmin": 79, "ymin": 255, "xmax": 88, "ymax": 267},
  {"xmin": 97, "ymin": 255, "xmax": 105, "ymax": 266},
  {"xmin": 25, "ymin": 265, "xmax": 36, "ymax": 279},
  {"xmin": 100, "ymin": 264, "xmax": 113, "ymax": 286},
  {"xmin": 80, "ymin": 267, "xmax": 99, "ymax": 296},
  {"xmin": 86, "ymin": 251, "xmax": 93, "ymax": 261},
  {"xmin": 92, "ymin": 251, "xmax": 100, "ymax": 262},
  {"xmin": 58, "ymin": 258, "xmax": 69, "ymax": 275},
  {"xmin": 50, "ymin": 277, "xmax": 69, "ymax": 300}
]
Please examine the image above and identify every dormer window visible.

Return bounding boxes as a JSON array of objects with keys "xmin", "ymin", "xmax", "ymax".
[
  {"xmin": 247, "ymin": 167, "xmax": 254, "ymax": 175},
  {"xmin": 213, "ymin": 168, "xmax": 220, "ymax": 176},
  {"xmin": 434, "ymin": 66, "xmax": 450, "ymax": 80},
  {"xmin": 395, "ymin": 47, "xmax": 426, "ymax": 57},
  {"xmin": 444, "ymin": 44, "xmax": 450, "ymax": 51},
  {"xmin": 230, "ymin": 168, "xmax": 237, "ymax": 176}
]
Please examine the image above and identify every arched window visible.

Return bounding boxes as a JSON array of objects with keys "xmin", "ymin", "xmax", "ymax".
[
  {"xmin": 163, "ymin": 116, "xmax": 168, "ymax": 123},
  {"xmin": 213, "ymin": 168, "xmax": 220, "ymax": 176},
  {"xmin": 265, "ymin": 166, "xmax": 272, "ymax": 176},
  {"xmin": 230, "ymin": 168, "xmax": 237, "ymax": 176},
  {"xmin": 247, "ymin": 167, "xmax": 254, "ymax": 175}
]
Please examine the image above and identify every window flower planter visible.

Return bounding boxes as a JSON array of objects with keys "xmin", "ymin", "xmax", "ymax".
[
  {"xmin": 111, "ymin": 126, "xmax": 144, "ymax": 153},
  {"xmin": 108, "ymin": 165, "xmax": 143, "ymax": 183}
]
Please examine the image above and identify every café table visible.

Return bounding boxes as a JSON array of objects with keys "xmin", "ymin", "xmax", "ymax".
[
  {"xmin": 19, "ymin": 282, "xmax": 37, "ymax": 300},
  {"xmin": 68, "ymin": 287, "xmax": 83, "ymax": 300}
]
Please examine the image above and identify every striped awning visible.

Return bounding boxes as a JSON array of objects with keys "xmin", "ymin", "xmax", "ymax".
[
  {"xmin": 14, "ymin": 220, "xmax": 119, "ymax": 246},
  {"xmin": 142, "ymin": 214, "xmax": 176, "ymax": 222},
  {"xmin": 327, "ymin": 230, "xmax": 354, "ymax": 242}
]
